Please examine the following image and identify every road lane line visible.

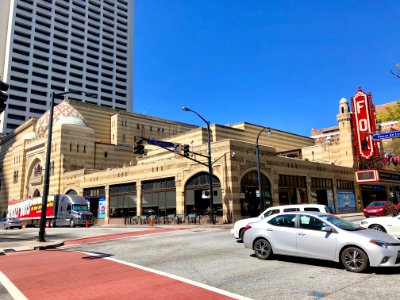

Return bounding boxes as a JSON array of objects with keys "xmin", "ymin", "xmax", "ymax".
[
  {"xmin": 0, "ymin": 271, "xmax": 28, "ymax": 300},
  {"xmin": 79, "ymin": 250, "xmax": 253, "ymax": 300}
]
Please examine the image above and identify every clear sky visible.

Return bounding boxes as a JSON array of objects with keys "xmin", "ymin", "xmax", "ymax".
[{"xmin": 133, "ymin": 0, "xmax": 400, "ymax": 137}]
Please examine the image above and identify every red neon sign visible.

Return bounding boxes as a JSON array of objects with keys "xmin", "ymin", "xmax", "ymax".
[{"xmin": 351, "ymin": 87, "xmax": 377, "ymax": 159}]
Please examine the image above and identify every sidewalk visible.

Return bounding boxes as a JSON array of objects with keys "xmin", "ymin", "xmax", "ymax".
[
  {"xmin": 0, "ymin": 224, "xmax": 230, "ymax": 254},
  {"xmin": 0, "ymin": 234, "xmax": 65, "ymax": 255}
]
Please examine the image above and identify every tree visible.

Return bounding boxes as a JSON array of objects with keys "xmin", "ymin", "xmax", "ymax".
[
  {"xmin": 376, "ymin": 101, "xmax": 400, "ymax": 122},
  {"xmin": 390, "ymin": 63, "xmax": 400, "ymax": 79}
]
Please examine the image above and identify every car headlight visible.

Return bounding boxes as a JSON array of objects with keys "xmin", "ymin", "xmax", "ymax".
[
  {"xmin": 360, "ymin": 221, "xmax": 368, "ymax": 226},
  {"xmin": 369, "ymin": 239, "xmax": 389, "ymax": 248}
]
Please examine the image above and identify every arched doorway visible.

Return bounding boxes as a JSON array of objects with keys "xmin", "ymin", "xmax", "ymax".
[
  {"xmin": 33, "ymin": 189, "xmax": 41, "ymax": 197},
  {"xmin": 240, "ymin": 170, "xmax": 271, "ymax": 217},
  {"xmin": 184, "ymin": 172, "xmax": 221, "ymax": 216}
]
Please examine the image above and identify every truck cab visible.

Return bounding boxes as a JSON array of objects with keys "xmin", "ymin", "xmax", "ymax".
[{"xmin": 54, "ymin": 195, "xmax": 94, "ymax": 227}]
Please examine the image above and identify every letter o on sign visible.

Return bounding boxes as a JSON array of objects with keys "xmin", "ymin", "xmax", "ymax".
[{"xmin": 359, "ymin": 119, "xmax": 368, "ymax": 131}]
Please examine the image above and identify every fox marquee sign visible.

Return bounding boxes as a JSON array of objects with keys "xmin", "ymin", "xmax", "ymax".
[{"xmin": 351, "ymin": 87, "xmax": 378, "ymax": 159}]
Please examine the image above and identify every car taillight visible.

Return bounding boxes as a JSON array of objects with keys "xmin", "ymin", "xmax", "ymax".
[{"xmin": 243, "ymin": 225, "xmax": 252, "ymax": 233}]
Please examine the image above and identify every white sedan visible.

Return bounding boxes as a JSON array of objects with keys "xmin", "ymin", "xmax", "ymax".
[
  {"xmin": 243, "ymin": 212, "xmax": 400, "ymax": 273},
  {"xmin": 360, "ymin": 215, "xmax": 400, "ymax": 239}
]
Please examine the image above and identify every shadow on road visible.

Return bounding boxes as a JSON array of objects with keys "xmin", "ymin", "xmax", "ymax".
[
  {"xmin": 248, "ymin": 253, "xmax": 400, "ymax": 274},
  {"xmin": 81, "ymin": 251, "xmax": 114, "ymax": 260}
]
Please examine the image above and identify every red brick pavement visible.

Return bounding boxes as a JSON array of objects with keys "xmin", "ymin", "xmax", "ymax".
[{"xmin": 0, "ymin": 227, "xmax": 243, "ymax": 300}]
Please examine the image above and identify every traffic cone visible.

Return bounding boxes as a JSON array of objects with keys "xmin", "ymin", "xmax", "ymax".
[
  {"xmin": 85, "ymin": 220, "xmax": 88, "ymax": 228},
  {"xmin": 149, "ymin": 218, "xmax": 153, "ymax": 226}
]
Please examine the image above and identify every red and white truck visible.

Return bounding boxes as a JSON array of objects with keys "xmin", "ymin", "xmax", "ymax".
[{"xmin": 8, "ymin": 194, "xmax": 94, "ymax": 227}]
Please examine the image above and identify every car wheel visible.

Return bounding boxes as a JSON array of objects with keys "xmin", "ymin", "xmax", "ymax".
[
  {"xmin": 369, "ymin": 224, "xmax": 386, "ymax": 233},
  {"xmin": 341, "ymin": 247, "xmax": 369, "ymax": 273},
  {"xmin": 70, "ymin": 219, "xmax": 75, "ymax": 228},
  {"xmin": 18, "ymin": 227, "xmax": 22, "ymax": 229},
  {"xmin": 51, "ymin": 220, "xmax": 57, "ymax": 228},
  {"xmin": 239, "ymin": 228, "xmax": 245, "ymax": 242},
  {"xmin": 254, "ymin": 238, "xmax": 273, "ymax": 260}
]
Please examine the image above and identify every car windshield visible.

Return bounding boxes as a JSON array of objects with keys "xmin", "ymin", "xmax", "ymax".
[
  {"xmin": 72, "ymin": 204, "xmax": 88, "ymax": 212},
  {"xmin": 319, "ymin": 215, "xmax": 360, "ymax": 231},
  {"xmin": 369, "ymin": 202, "xmax": 385, "ymax": 207}
]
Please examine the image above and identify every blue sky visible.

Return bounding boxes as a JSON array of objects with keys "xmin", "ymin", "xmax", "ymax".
[{"xmin": 133, "ymin": 0, "xmax": 400, "ymax": 137}]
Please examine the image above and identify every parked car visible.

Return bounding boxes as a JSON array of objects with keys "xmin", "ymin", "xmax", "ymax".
[
  {"xmin": 231, "ymin": 204, "xmax": 331, "ymax": 241},
  {"xmin": 360, "ymin": 215, "xmax": 400, "ymax": 239},
  {"xmin": 1, "ymin": 217, "xmax": 22, "ymax": 229},
  {"xmin": 242, "ymin": 211, "xmax": 400, "ymax": 273},
  {"xmin": 363, "ymin": 201, "xmax": 398, "ymax": 217}
]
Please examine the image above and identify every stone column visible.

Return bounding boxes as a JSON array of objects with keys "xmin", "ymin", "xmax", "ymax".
[
  {"xmin": 332, "ymin": 178, "xmax": 338, "ymax": 214},
  {"xmin": 104, "ymin": 184, "xmax": 110, "ymax": 225},
  {"xmin": 136, "ymin": 181, "xmax": 142, "ymax": 216},
  {"xmin": 306, "ymin": 176, "xmax": 313, "ymax": 204}
]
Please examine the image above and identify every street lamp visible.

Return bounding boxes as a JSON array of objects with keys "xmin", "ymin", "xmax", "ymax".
[
  {"xmin": 38, "ymin": 89, "xmax": 96, "ymax": 242},
  {"xmin": 181, "ymin": 107, "xmax": 215, "ymax": 224},
  {"xmin": 256, "ymin": 127, "xmax": 271, "ymax": 214}
]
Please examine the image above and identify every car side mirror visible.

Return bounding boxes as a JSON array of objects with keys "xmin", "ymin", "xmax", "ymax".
[{"xmin": 321, "ymin": 226, "xmax": 334, "ymax": 233}]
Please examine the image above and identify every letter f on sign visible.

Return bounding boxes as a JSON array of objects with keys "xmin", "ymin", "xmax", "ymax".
[{"xmin": 356, "ymin": 101, "xmax": 365, "ymax": 114}]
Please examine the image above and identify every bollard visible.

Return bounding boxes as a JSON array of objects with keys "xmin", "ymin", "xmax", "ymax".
[{"xmin": 85, "ymin": 220, "xmax": 88, "ymax": 228}]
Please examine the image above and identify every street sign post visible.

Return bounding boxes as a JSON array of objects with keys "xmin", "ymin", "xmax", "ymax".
[{"xmin": 372, "ymin": 131, "xmax": 400, "ymax": 140}]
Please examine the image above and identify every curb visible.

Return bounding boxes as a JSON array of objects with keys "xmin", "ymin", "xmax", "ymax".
[{"xmin": 33, "ymin": 242, "xmax": 65, "ymax": 251}]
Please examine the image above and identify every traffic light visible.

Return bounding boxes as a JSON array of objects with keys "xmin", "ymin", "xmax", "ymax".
[
  {"xmin": 361, "ymin": 139, "xmax": 369, "ymax": 151},
  {"xmin": 134, "ymin": 139, "xmax": 145, "ymax": 154},
  {"xmin": 0, "ymin": 79, "xmax": 9, "ymax": 113},
  {"xmin": 183, "ymin": 144, "xmax": 190, "ymax": 157}
]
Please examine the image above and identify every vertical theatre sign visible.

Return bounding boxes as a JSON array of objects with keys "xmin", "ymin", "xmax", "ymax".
[{"xmin": 351, "ymin": 87, "xmax": 378, "ymax": 160}]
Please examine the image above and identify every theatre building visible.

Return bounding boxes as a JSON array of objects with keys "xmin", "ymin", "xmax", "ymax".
[
  {"xmin": 303, "ymin": 88, "xmax": 400, "ymax": 210},
  {"xmin": 0, "ymin": 97, "xmax": 359, "ymax": 224}
]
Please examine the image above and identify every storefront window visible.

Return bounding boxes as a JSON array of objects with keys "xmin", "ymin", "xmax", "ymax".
[
  {"xmin": 109, "ymin": 183, "xmax": 137, "ymax": 218},
  {"xmin": 142, "ymin": 177, "xmax": 176, "ymax": 216}
]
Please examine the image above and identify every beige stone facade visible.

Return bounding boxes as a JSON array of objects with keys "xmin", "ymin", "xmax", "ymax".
[{"xmin": 0, "ymin": 99, "xmax": 360, "ymax": 224}]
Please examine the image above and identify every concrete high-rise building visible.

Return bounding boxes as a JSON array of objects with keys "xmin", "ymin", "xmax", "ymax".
[{"xmin": 0, "ymin": 0, "xmax": 134, "ymax": 134}]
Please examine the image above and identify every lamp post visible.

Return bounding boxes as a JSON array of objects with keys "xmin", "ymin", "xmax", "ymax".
[
  {"xmin": 256, "ymin": 127, "xmax": 270, "ymax": 214},
  {"xmin": 38, "ymin": 89, "xmax": 96, "ymax": 242},
  {"xmin": 181, "ymin": 107, "xmax": 214, "ymax": 224}
]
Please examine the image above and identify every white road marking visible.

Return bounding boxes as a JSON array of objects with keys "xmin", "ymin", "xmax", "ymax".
[
  {"xmin": 77, "ymin": 250, "xmax": 253, "ymax": 300},
  {"xmin": 0, "ymin": 271, "xmax": 28, "ymax": 300}
]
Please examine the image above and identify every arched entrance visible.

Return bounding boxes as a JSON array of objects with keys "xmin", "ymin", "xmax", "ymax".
[
  {"xmin": 32, "ymin": 189, "xmax": 41, "ymax": 197},
  {"xmin": 184, "ymin": 172, "xmax": 221, "ymax": 216},
  {"xmin": 240, "ymin": 170, "xmax": 271, "ymax": 217}
]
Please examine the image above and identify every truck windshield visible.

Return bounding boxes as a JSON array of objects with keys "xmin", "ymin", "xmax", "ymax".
[{"xmin": 72, "ymin": 205, "xmax": 89, "ymax": 212}]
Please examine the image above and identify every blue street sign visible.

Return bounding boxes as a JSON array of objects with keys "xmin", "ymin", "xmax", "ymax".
[
  {"xmin": 148, "ymin": 139, "xmax": 175, "ymax": 148},
  {"xmin": 372, "ymin": 131, "xmax": 400, "ymax": 140}
]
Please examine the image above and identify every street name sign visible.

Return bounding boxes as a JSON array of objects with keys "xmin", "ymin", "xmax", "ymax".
[
  {"xmin": 148, "ymin": 139, "xmax": 175, "ymax": 148},
  {"xmin": 372, "ymin": 131, "xmax": 400, "ymax": 141}
]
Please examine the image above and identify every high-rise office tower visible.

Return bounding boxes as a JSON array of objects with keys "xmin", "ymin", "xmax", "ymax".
[{"xmin": 0, "ymin": 0, "xmax": 134, "ymax": 134}]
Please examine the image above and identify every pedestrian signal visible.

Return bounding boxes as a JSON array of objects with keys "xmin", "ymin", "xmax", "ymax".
[{"xmin": 361, "ymin": 139, "xmax": 369, "ymax": 151}]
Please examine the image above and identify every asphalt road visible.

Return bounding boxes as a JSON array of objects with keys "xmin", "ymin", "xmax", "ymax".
[
  {"xmin": 62, "ymin": 226, "xmax": 400, "ymax": 300},
  {"xmin": 1, "ymin": 214, "xmax": 398, "ymax": 300}
]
